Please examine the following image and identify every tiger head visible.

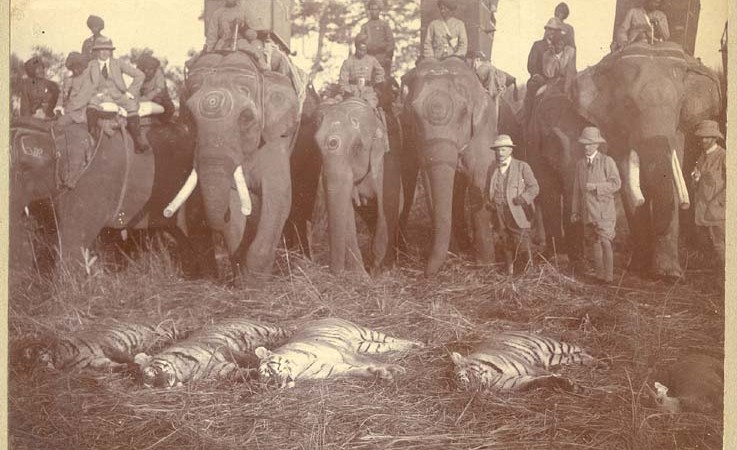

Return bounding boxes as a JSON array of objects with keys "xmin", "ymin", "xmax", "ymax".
[
  {"xmin": 21, "ymin": 342, "xmax": 56, "ymax": 372},
  {"xmin": 141, "ymin": 361, "xmax": 178, "ymax": 388},
  {"xmin": 255, "ymin": 346, "xmax": 295, "ymax": 388},
  {"xmin": 450, "ymin": 352, "xmax": 495, "ymax": 391}
]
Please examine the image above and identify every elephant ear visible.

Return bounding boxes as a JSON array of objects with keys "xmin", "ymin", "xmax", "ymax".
[
  {"xmin": 573, "ymin": 66, "xmax": 612, "ymax": 130},
  {"xmin": 681, "ymin": 69, "xmax": 722, "ymax": 131},
  {"xmin": 470, "ymin": 85, "xmax": 491, "ymax": 140},
  {"xmin": 261, "ymin": 73, "xmax": 300, "ymax": 142}
]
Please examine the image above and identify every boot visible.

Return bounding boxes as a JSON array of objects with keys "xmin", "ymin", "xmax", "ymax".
[
  {"xmin": 86, "ymin": 108, "xmax": 99, "ymax": 137},
  {"xmin": 126, "ymin": 114, "xmax": 150, "ymax": 154}
]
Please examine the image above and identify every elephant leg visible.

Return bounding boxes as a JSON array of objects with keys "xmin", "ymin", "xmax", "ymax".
[
  {"xmin": 467, "ymin": 185, "xmax": 495, "ymax": 265},
  {"xmin": 398, "ymin": 144, "xmax": 419, "ymax": 253},
  {"xmin": 26, "ymin": 199, "xmax": 58, "ymax": 275},
  {"xmin": 55, "ymin": 194, "xmax": 113, "ymax": 271},
  {"xmin": 245, "ymin": 148, "xmax": 292, "ymax": 278},
  {"xmin": 450, "ymin": 172, "xmax": 471, "ymax": 254},
  {"xmin": 378, "ymin": 151, "xmax": 402, "ymax": 270}
]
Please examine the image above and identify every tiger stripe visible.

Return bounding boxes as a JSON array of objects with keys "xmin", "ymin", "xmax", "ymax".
[
  {"xmin": 452, "ymin": 331, "xmax": 595, "ymax": 392},
  {"xmin": 141, "ymin": 318, "xmax": 289, "ymax": 388}
]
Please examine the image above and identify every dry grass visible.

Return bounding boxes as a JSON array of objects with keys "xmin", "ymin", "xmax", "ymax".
[{"xmin": 8, "ymin": 216, "xmax": 724, "ymax": 449}]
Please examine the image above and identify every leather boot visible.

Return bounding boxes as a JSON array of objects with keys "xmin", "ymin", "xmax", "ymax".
[
  {"xmin": 126, "ymin": 114, "xmax": 150, "ymax": 153},
  {"xmin": 86, "ymin": 108, "xmax": 99, "ymax": 137}
]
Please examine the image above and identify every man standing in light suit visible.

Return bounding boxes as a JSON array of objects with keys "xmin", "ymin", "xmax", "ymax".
[
  {"xmin": 487, "ymin": 135, "xmax": 540, "ymax": 275},
  {"xmin": 86, "ymin": 37, "xmax": 149, "ymax": 153}
]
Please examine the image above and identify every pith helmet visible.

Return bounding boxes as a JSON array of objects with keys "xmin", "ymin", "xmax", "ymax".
[
  {"xmin": 91, "ymin": 36, "xmax": 116, "ymax": 51},
  {"xmin": 578, "ymin": 127, "xmax": 607, "ymax": 144},
  {"xmin": 490, "ymin": 134, "xmax": 516, "ymax": 149},
  {"xmin": 693, "ymin": 120, "xmax": 724, "ymax": 139}
]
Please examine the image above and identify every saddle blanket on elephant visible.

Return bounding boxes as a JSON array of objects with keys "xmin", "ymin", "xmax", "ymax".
[{"xmin": 12, "ymin": 118, "xmax": 96, "ymax": 189}]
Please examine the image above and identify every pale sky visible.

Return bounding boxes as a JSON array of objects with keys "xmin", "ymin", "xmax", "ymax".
[{"xmin": 10, "ymin": 0, "xmax": 728, "ymax": 87}]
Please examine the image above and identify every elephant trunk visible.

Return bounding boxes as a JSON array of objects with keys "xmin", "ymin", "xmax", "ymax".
[
  {"xmin": 198, "ymin": 155, "xmax": 236, "ymax": 233},
  {"xmin": 423, "ymin": 140, "xmax": 459, "ymax": 276},
  {"xmin": 324, "ymin": 166, "xmax": 354, "ymax": 274}
]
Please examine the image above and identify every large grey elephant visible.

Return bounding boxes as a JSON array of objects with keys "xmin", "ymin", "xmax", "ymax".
[
  {"xmin": 574, "ymin": 42, "xmax": 722, "ymax": 278},
  {"xmin": 9, "ymin": 118, "xmax": 215, "ymax": 277},
  {"xmin": 403, "ymin": 57, "xmax": 499, "ymax": 276},
  {"xmin": 181, "ymin": 52, "xmax": 301, "ymax": 281},
  {"xmin": 314, "ymin": 98, "xmax": 402, "ymax": 275}
]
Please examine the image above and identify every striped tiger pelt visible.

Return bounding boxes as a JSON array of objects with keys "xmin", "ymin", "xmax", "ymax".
[
  {"xmin": 451, "ymin": 331, "xmax": 595, "ymax": 392},
  {"xmin": 22, "ymin": 321, "xmax": 180, "ymax": 373},
  {"xmin": 140, "ymin": 319, "xmax": 290, "ymax": 388},
  {"xmin": 256, "ymin": 318, "xmax": 424, "ymax": 388}
]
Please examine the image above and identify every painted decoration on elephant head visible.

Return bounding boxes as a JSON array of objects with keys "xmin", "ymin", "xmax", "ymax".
[{"xmin": 198, "ymin": 89, "xmax": 234, "ymax": 120}]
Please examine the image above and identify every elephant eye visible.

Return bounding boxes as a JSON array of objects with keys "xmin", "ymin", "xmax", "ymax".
[{"xmin": 326, "ymin": 136, "xmax": 341, "ymax": 151}]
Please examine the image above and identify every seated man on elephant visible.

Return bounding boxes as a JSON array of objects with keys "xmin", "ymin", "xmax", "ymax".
[
  {"xmin": 541, "ymin": 33, "xmax": 576, "ymax": 96},
  {"xmin": 57, "ymin": 52, "xmax": 93, "ymax": 127},
  {"xmin": 360, "ymin": 0, "xmax": 395, "ymax": 77},
  {"xmin": 81, "ymin": 15, "xmax": 107, "ymax": 60},
  {"xmin": 236, "ymin": 29, "xmax": 270, "ymax": 71},
  {"xmin": 487, "ymin": 135, "xmax": 539, "ymax": 275},
  {"xmin": 571, "ymin": 127, "xmax": 622, "ymax": 284},
  {"xmin": 19, "ymin": 56, "xmax": 60, "ymax": 120},
  {"xmin": 339, "ymin": 34, "xmax": 386, "ymax": 109},
  {"xmin": 472, "ymin": 51, "xmax": 515, "ymax": 99},
  {"xmin": 522, "ymin": 17, "xmax": 563, "ymax": 121},
  {"xmin": 205, "ymin": 0, "xmax": 245, "ymax": 52},
  {"xmin": 613, "ymin": 0, "xmax": 669, "ymax": 51},
  {"xmin": 422, "ymin": 0, "xmax": 468, "ymax": 60},
  {"xmin": 85, "ymin": 37, "xmax": 149, "ymax": 153},
  {"xmin": 136, "ymin": 55, "xmax": 175, "ymax": 121}
]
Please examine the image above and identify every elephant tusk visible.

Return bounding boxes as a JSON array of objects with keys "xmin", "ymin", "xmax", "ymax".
[
  {"xmin": 164, "ymin": 169, "xmax": 198, "ymax": 218},
  {"xmin": 234, "ymin": 165, "xmax": 252, "ymax": 216},
  {"xmin": 671, "ymin": 149, "xmax": 690, "ymax": 210},
  {"xmin": 626, "ymin": 150, "xmax": 645, "ymax": 208}
]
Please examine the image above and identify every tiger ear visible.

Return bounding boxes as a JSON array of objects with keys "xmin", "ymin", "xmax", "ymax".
[
  {"xmin": 254, "ymin": 346, "xmax": 271, "ymax": 360},
  {"xmin": 450, "ymin": 352, "xmax": 465, "ymax": 364}
]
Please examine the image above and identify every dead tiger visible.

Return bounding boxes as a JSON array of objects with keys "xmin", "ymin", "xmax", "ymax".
[
  {"xmin": 255, "ymin": 318, "xmax": 424, "ymax": 388},
  {"xmin": 21, "ymin": 320, "xmax": 180, "ymax": 373},
  {"xmin": 140, "ymin": 318, "xmax": 290, "ymax": 388},
  {"xmin": 451, "ymin": 331, "xmax": 595, "ymax": 392}
]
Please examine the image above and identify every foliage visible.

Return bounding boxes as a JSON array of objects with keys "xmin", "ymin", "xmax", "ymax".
[{"xmin": 291, "ymin": 0, "xmax": 420, "ymax": 85}]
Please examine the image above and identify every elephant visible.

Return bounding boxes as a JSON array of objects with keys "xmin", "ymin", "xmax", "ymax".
[
  {"xmin": 402, "ymin": 57, "xmax": 500, "ymax": 276},
  {"xmin": 180, "ymin": 52, "xmax": 301, "ymax": 282},
  {"xmin": 314, "ymin": 97, "xmax": 403, "ymax": 275},
  {"xmin": 9, "ymin": 117, "xmax": 215, "ymax": 278},
  {"xmin": 573, "ymin": 42, "xmax": 722, "ymax": 278},
  {"xmin": 521, "ymin": 87, "xmax": 591, "ymax": 268}
]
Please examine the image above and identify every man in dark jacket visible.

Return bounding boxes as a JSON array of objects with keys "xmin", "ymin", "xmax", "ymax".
[
  {"xmin": 359, "ymin": 0, "xmax": 395, "ymax": 76},
  {"xmin": 19, "ymin": 56, "xmax": 60, "ymax": 119},
  {"xmin": 137, "ymin": 55, "xmax": 175, "ymax": 121},
  {"xmin": 522, "ymin": 17, "xmax": 563, "ymax": 121}
]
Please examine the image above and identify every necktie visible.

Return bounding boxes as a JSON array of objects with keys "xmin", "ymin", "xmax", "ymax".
[{"xmin": 102, "ymin": 63, "xmax": 109, "ymax": 79}]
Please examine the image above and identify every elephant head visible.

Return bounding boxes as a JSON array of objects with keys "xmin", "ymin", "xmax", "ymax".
[
  {"xmin": 314, "ymin": 99, "xmax": 389, "ymax": 275},
  {"xmin": 404, "ymin": 57, "xmax": 498, "ymax": 275},
  {"xmin": 183, "ymin": 52, "xmax": 299, "ymax": 277},
  {"xmin": 575, "ymin": 43, "xmax": 721, "ymax": 277}
]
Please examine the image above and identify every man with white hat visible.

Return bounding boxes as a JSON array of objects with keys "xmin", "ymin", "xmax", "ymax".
[
  {"xmin": 86, "ymin": 37, "xmax": 149, "ymax": 153},
  {"xmin": 487, "ymin": 134, "xmax": 539, "ymax": 275},
  {"xmin": 691, "ymin": 120, "xmax": 726, "ymax": 270},
  {"xmin": 571, "ymin": 127, "xmax": 621, "ymax": 284}
]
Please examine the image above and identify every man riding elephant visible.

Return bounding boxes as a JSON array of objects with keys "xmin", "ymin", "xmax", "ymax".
[
  {"xmin": 19, "ymin": 57, "xmax": 60, "ymax": 119},
  {"xmin": 136, "ymin": 55, "xmax": 175, "ymax": 121},
  {"xmin": 85, "ymin": 37, "xmax": 149, "ymax": 153},
  {"xmin": 339, "ymin": 34, "xmax": 386, "ymax": 109},
  {"xmin": 422, "ymin": 0, "xmax": 468, "ymax": 60},
  {"xmin": 205, "ymin": 0, "xmax": 245, "ymax": 52},
  {"xmin": 360, "ymin": 0, "xmax": 395, "ymax": 77},
  {"xmin": 613, "ymin": 0, "xmax": 670, "ymax": 51}
]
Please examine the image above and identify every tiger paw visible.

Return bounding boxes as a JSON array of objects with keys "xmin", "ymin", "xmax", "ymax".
[
  {"xmin": 372, "ymin": 364, "xmax": 406, "ymax": 380},
  {"xmin": 133, "ymin": 352, "xmax": 152, "ymax": 366}
]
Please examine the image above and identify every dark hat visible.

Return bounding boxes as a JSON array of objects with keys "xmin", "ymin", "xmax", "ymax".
[
  {"xmin": 87, "ymin": 15, "xmax": 104, "ymax": 29},
  {"xmin": 355, "ymin": 33, "xmax": 368, "ymax": 46},
  {"xmin": 693, "ymin": 120, "xmax": 724, "ymax": 139},
  {"xmin": 136, "ymin": 54, "xmax": 161, "ymax": 71},
  {"xmin": 65, "ymin": 52, "xmax": 89, "ymax": 71},
  {"xmin": 438, "ymin": 0, "xmax": 457, "ymax": 10},
  {"xmin": 367, "ymin": 0, "xmax": 383, "ymax": 9},
  {"xmin": 91, "ymin": 36, "xmax": 116, "ymax": 51},
  {"xmin": 23, "ymin": 56, "xmax": 45, "ymax": 77}
]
